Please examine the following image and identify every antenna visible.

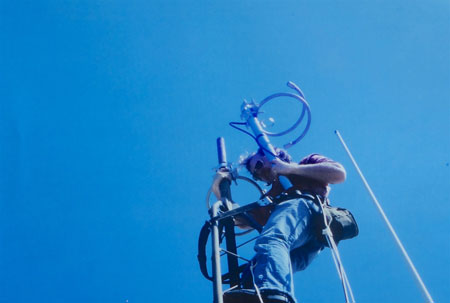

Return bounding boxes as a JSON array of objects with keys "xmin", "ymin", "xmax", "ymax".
[{"xmin": 335, "ymin": 130, "xmax": 434, "ymax": 303}]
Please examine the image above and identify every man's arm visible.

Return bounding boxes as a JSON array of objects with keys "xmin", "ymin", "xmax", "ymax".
[{"xmin": 271, "ymin": 158, "xmax": 346, "ymax": 184}]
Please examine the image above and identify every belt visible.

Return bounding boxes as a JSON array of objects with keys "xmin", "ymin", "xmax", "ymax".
[
  {"xmin": 260, "ymin": 289, "xmax": 295, "ymax": 303},
  {"xmin": 272, "ymin": 190, "xmax": 325, "ymax": 205}
]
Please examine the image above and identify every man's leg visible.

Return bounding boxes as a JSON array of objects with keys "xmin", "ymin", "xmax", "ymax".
[
  {"xmin": 250, "ymin": 198, "xmax": 315, "ymax": 302},
  {"xmin": 290, "ymin": 240, "xmax": 324, "ymax": 272}
]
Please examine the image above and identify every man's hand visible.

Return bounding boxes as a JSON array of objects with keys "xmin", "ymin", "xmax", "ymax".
[
  {"xmin": 271, "ymin": 158, "xmax": 296, "ymax": 176},
  {"xmin": 211, "ymin": 170, "xmax": 232, "ymax": 200}
]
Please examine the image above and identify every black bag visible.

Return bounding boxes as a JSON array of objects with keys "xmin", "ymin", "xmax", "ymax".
[
  {"xmin": 272, "ymin": 191, "xmax": 359, "ymax": 247},
  {"xmin": 314, "ymin": 205, "xmax": 359, "ymax": 247}
]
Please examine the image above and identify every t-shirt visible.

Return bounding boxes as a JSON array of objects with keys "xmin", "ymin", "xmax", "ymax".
[
  {"xmin": 245, "ymin": 154, "xmax": 339, "ymax": 227},
  {"xmin": 267, "ymin": 153, "xmax": 336, "ymax": 198}
]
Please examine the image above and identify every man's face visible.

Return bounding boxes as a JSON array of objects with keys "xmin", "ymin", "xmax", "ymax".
[{"xmin": 248, "ymin": 154, "xmax": 276, "ymax": 184}]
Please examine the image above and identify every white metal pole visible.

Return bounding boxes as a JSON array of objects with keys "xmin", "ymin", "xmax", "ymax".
[{"xmin": 335, "ymin": 130, "xmax": 434, "ymax": 303}]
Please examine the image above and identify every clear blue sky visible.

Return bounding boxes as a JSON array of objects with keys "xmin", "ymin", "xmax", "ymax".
[{"xmin": 1, "ymin": 1, "xmax": 449, "ymax": 303}]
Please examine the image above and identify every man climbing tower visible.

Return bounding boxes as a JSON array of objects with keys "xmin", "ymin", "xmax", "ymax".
[{"xmin": 212, "ymin": 147, "xmax": 346, "ymax": 303}]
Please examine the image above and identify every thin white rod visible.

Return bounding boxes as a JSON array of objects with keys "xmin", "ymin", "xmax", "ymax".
[{"xmin": 335, "ymin": 130, "xmax": 434, "ymax": 303}]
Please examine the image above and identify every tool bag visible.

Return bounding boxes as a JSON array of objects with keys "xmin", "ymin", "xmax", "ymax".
[
  {"xmin": 313, "ymin": 204, "xmax": 359, "ymax": 247},
  {"xmin": 272, "ymin": 191, "xmax": 359, "ymax": 246}
]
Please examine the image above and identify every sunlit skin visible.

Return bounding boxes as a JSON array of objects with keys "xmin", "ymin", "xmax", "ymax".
[
  {"xmin": 212, "ymin": 153, "xmax": 346, "ymax": 200},
  {"xmin": 248, "ymin": 153, "xmax": 346, "ymax": 185}
]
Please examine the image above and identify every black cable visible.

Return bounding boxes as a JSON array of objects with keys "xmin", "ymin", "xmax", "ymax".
[
  {"xmin": 229, "ymin": 122, "xmax": 256, "ymax": 140},
  {"xmin": 230, "ymin": 121, "xmax": 278, "ymax": 159}
]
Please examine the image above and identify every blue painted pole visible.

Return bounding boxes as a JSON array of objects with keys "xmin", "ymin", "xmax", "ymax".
[
  {"xmin": 241, "ymin": 101, "xmax": 293, "ymax": 190},
  {"xmin": 217, "ymin": 137, "xmax": 227, "ymax": 168}
]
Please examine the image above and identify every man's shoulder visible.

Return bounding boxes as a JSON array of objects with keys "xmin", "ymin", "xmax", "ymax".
[{"xmin": 299, "ymin": 153, "xmax": 336, "ymax": 165}]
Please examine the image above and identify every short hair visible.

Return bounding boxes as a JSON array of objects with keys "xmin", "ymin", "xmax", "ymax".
[{"xmin": 241, "ymin": 147, "xmax": 292, "ymax": 173}]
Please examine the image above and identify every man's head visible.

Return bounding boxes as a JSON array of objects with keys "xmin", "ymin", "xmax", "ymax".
[{"xmin": 242, "ymin": 147, "xmax": 292, "ymax": 184}]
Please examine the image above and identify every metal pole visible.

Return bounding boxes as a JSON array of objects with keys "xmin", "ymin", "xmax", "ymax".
[
  {"xmin": 210, "ymin": 202, "xmax": 224, "ymax": 303},
  {"xmin": 335, "ymin": 130, "xmax": 434, "ymax": 303},
  {"xmin": 241, "ymin": 101, "xmax": 292, "ymax": 190},
  {"xmin": 216, "ymin": 137, "xmax": 240, "ymax": 287},
  {"xmin": 217, "ymin": 137, "xmax": 227, "ymax": 168}
]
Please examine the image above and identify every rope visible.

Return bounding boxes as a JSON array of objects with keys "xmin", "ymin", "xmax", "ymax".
[
  {"xmin": 318, "ymin": 196, "xmax": 355, "ymax": 303},
  {"xmin": 250, "ymin": 261, "xmax": 265, "ymax": 303},
  {"xmin": 220, "ymin": 248, "xmax": 251, "ymax": 263}
]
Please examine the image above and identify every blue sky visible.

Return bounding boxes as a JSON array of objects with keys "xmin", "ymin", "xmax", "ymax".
[{"xmin": 1, "ymin": 1, "xmax": 449, "ymax": 302}]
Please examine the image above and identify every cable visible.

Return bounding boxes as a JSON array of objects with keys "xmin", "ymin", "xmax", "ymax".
[
  {"xmin": 229, "ymin": 122, "xmax": 279, "ymax": 160},
  {"xmin": 229, "ymin": 122, "xmax": 257, "ymax": 141},
  {"xmin": 250, "ymin": 261, "xmax": 265, "ymax": 303},
  {"xmin": 220, "ymin": 248, "xmax": 251, "ymax": 263},
  {"xmin": 229, "ymin": 122, "xmax": 275, "ymax": 157},
  {"xmin": 229, "ymin": 121, "xmax": 277, "ymax": 156},
  {"xmin": 318, "ymin": 196, "xmax": 355, "ymax": 303}
]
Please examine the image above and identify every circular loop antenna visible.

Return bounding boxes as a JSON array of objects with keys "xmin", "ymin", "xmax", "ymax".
[
  {"xmin": 257, "ymin": 89, "xmax": 312, "ymax": 148},
  {"xmin": 206, "ymin": 176, "xmax": 265, "ymax": 209}
]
